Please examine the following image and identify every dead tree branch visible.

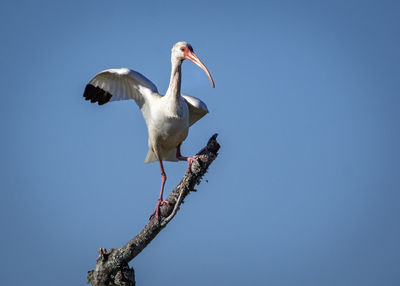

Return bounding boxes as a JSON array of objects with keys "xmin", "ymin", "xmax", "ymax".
[{"xmin": 87, "ymin": 134, "xmax": 220, "ymax": 286}]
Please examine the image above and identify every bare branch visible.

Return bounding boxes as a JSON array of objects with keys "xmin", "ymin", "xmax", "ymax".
[{"xmin": 88, "ymin": 134, "xmax": 220, "ymax": 286}]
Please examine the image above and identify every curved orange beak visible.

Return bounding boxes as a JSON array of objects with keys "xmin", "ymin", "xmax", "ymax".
[{"xmin": 184, "ymin": 49, "xmax": 215, "ymax": 88}]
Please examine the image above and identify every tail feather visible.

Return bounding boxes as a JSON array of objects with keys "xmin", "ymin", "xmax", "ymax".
[
  {"xmin": 144, "ymin": 148, "xmax": 178, "ymax": 164},
  {"xmin": 144, "ymin": 149, "xmax": 157, "ymax": 163}
]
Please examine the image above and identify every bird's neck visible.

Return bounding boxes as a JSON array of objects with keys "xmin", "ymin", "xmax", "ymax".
[{"xmin": 165, "ymin": 58, "xmax": 182, "ymax": 100}]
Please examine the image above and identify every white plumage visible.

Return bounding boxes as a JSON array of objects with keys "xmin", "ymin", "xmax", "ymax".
[{"xmin": 83, "ymin": 41, "xmax": 215, "ymax": 219}]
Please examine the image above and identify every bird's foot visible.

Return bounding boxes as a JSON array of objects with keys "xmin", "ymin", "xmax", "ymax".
[
  {"xmin": 149, "ymin": 199, "xmax": 170, "ymax": 220},
  {"xmin": 185, "ymin": 155, "xmax": 199, "ymax": 172},
  {"xmin": 176, "ymin": 143, "xmax": 201, "ymax": 171}
]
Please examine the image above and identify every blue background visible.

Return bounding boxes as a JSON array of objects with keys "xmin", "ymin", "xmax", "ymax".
[{"xmin": 1, "ymin": 0, "xmax": 399, "ymax": 285}]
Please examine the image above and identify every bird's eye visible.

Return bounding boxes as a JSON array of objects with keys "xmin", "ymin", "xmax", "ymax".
[{"xmin": 180, "ymin": 47, "xmax": 185, "ymax": 52}]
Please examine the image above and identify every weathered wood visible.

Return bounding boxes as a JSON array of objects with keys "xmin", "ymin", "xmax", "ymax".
[{"xmin": 88, "ymin": 134, "xmax": 220, "ymax": 286}]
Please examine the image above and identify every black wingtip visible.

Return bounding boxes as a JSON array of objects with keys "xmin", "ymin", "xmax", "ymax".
[{"xmin": 83, "ymin": 84, "xmax": 112, "ymax": 105}]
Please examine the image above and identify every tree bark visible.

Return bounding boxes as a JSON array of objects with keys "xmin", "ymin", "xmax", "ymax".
[{"xmin": 87, "ymin": 134, "xmax": 220, "ymax": 286}]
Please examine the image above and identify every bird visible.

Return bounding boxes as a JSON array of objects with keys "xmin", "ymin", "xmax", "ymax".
[{"xmin": 83, "ymin": 41, "xmax": 215, "ymax": 219}]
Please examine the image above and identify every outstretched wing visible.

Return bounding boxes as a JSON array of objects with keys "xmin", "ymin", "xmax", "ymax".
[
  {"xmin": 83, "ymin": 68, "xmax": 159, "ymax": 108},
  {"xmin": 181, "ymin": 94, "xmax": 209, "ymax": 126}
]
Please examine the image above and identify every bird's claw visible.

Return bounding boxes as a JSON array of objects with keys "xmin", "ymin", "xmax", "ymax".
[
  {"xmin": 160, "ymin": 199, "xmax": 170, "ymax": 206},
  {"xmin": 149, "ymin": 211, "xmax": 158, "ymax": 221},
  {"xmin": 149, "ymin": 199, "xmax": 169, "ymax": 220},
  {"xmin": 187, "ymin": 155, "xmax": 199, "ymax": 171}
]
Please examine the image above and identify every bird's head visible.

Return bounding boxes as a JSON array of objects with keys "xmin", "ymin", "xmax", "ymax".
[{"xmin": 172, "ymin": 42, "xmax": 215, "ymax": 88}]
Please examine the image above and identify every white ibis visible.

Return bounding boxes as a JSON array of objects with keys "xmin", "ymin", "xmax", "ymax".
[{"xmin": 83, "ymin": 42, "xmax": 215, "ymax": 219}]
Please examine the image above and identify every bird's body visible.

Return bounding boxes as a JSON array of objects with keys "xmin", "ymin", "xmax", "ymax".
[
  {"xmin": 84, "ymin": 42, "xmax": 214, "ymax": 219},
  {"xmin": 143, "ymin": 92, "xmax": 189, "ymax": 163}
]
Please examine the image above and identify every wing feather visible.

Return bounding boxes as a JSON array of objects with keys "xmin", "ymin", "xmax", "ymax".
[
  {"xmin": 181, "ymin": 94, "xmax": 209, "ymax": 126},
  {"xmin": 83, "ymin": 68, "xmax": 159, "ymax": 108}
]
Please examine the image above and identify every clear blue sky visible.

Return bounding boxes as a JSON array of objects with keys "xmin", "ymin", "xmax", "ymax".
[{"xmin": 1, "ymin": 0, "xmax": 399, "ymax": 285}]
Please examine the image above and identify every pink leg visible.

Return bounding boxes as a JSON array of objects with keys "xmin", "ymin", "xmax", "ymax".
[
  {"xmin": 149, "ymin": 160, "xmax": 169, "ymax": 220},
  {"xmin": 176, "ymin": 143, "xmax": 199, "ymax": 172}
]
